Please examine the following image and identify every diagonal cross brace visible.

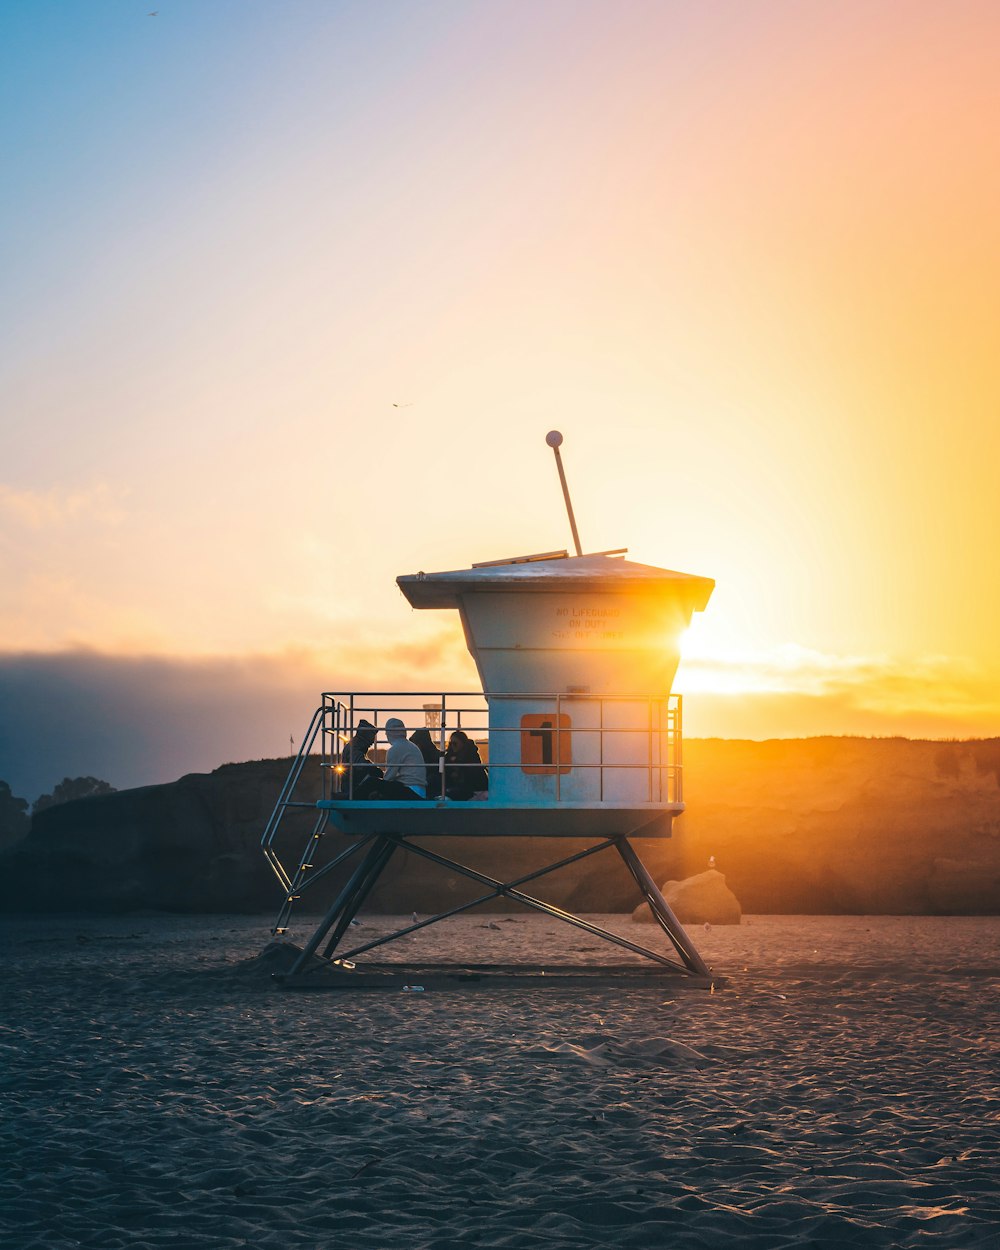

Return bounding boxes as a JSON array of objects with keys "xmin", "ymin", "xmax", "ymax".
[{"xmin": 329, "ymin": 832, "xmax": 692, "ymax": 973}]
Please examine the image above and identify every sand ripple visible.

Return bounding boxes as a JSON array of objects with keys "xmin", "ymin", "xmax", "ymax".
[{"xmin": 1, "ymin": 913, "xmax": 998, "ymax": 1248}]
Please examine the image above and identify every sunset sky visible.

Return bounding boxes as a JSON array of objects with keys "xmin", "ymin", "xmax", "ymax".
[{"xmin": 3, "ymin": 1, "xmax": 1000, "ymax": 798}]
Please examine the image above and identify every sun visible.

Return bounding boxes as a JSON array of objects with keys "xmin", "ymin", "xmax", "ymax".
[{"xmin": 675, "ymin": 617, "xmax": 799, "ymax": 698}]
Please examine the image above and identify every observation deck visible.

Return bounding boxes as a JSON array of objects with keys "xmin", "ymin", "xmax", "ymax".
[{"xmin": 261, "ymin": 688, "xmax": 706, "ymax": 982}]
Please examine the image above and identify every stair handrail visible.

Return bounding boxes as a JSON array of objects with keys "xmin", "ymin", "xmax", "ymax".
[{"xmin": 261, "ymin": 703, "xmax": 327, "ymax": 891}]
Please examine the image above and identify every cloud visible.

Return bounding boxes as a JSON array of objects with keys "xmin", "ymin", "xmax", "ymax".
[
  {"xmin": 678, "ymin": 643, "xmax": 998, "ymax": 723},
  {"xmin": 0, "ymin": 634, "xmax": 476, "ymax": 801},
  {"xmin": 0, "ymin": 483, "xmax": 127, "ymax": 530},
  {"xmin": 2, "ymin": 635, "xmax": 996, "ymax": 805},
  {"xmin": 677, "ymin": 644, "xmax": 1000, "ymax": 740}
]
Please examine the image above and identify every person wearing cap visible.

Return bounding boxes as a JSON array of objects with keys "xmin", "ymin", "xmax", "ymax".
[{"xmin": 375, "ymin": 718, "xmax": 427, "ymax": 800}]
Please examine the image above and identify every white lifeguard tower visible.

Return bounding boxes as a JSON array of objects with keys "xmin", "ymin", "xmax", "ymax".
[{"xmin": 261, "ymin": 433, "xmax": 715, "ymax": 985}]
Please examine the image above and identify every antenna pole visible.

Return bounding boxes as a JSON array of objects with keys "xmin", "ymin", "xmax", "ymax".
[{"xmin": 546, "ymin": 430, "xmax": 583, "ymax": 557}]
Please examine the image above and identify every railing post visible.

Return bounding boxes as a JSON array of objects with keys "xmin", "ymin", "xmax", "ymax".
[
  {"xmin": 599, "ymin": 696, "xmax": 604, "ymax": 802},
  {"xmin": 555, "ymin": 692, "xmax": 562, "ymax": 803},
  {"xmin": 675, "ymin": 694, "xmax": 683, "ymax": 805}
]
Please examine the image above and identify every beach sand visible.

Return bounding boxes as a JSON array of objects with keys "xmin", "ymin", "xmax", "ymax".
[{"xmin": 1, "ymin": 912, "xmax": 998, "ymax": 1248}]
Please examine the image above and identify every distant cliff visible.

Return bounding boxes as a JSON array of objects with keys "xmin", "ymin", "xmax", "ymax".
[
  {"xmin": 1, "ymin": 738, "xmax": 998, "ymax": 915},
  {"xmin": 673, "ymin": 737, "xmax": 1000, "ymax": 915}
]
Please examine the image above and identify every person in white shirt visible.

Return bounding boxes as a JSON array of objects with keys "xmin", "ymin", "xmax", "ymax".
[{"xmin": 375, "ymin": 718, "xmax": 427, "ymax": 799}]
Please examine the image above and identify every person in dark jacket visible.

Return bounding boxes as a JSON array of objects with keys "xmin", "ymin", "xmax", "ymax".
[
  {"xmin": 444, "ymin": 730, "xmax": 488, "ymax": 801},
  {"xmin": 410, "ymin": 728, "xmax": 444, "ymax": 799},
  {"xmin": 337, "ymin": 719, "xmax": 382, "ymax": 798}
]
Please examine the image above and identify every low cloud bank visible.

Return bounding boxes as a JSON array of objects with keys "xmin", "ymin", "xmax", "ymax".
[
  {"xmin": 2, "ymin": 642, "xmax": 994, "ymax": 803},
  {"xmin": 679, "ymin": 644, "xmax": 998, "ymax": 740},
  {"xmin": 682, "ymin": 690, "xmax": 992, "ymax": 742},
  {"xmin": 0, "ymin": 638, "xmax": 472, "ymax": 801},
  {"xmin": 0, "ymin": 650, "xmax": 318, "ymax": 801}
]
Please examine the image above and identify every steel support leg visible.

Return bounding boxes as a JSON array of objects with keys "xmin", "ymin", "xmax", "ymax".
[
  {"xmin": 321, "ymin": 837, "xmax": 398, "ymax": 959},
  {"xmin": 288, "ymin": 836, "xmax": 395, "ymax": 977},
  {"xmin": 615, "ymin": 836, "xmax": 711, "ymax": 977}
]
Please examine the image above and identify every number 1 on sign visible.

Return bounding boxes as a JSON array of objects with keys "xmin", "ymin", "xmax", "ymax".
[{"xmin": 520, "ymin": 713, "xmax": 572, "ymax": 774}]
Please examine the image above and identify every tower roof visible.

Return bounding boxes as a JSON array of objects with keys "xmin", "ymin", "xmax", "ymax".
[{"xmin": 397, "ymin": 552, "xmax": 714, "ymax": 611}]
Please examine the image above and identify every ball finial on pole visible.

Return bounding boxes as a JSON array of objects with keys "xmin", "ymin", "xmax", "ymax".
[{"xmin": 546, "ymin": 430, "xmax": 583, "ymax": 557}]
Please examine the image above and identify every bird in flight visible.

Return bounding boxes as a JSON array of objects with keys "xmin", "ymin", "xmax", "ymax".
[{"xmin": 392, "ymin": 402, "xmax": 413, "ymax": 408}]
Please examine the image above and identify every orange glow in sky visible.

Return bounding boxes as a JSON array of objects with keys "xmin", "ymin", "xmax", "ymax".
[{"xmin": 3, "ymin": 0, "xmax": 1000, "ymax": 786}]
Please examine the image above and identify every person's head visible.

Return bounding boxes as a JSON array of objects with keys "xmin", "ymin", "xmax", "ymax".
[
  {"xmin": 447, "ymin": 729, "xmax": 470, "ymax": 756},
  {"xmin": 354, "ymin": 718, "xmax": 376, "ymax": 746},
  {"xmin": 385, "ymin": 717, "xmax": 406, "ymax": 743}
]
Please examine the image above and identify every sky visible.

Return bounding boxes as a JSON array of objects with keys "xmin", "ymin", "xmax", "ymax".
[{"xmin": 2, "ymin": 0, "xmax": 1000, "ymax": 799}]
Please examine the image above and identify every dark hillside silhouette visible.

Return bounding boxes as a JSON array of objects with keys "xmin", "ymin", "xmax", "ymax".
[{"xmin": 1, "ymin": 739, "xmax": 998, "ymax": 916}]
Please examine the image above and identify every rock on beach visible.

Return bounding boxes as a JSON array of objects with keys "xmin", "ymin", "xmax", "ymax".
[{"xmin": 633, "ymin": 868, "xmax": 742, "ymax": 925}]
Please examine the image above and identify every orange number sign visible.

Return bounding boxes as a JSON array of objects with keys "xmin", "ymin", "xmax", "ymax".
[{"xmin": 520, "ymin": 713, "xmax": 572, "ymax": 775}]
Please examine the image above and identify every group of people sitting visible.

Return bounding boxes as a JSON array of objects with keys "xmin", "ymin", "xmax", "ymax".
[{"xmin": 337, "ymin": 718, "xmax": 488, "ymax": 802}]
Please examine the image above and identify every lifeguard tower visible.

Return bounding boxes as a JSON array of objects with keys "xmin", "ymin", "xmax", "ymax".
[{"xmin": 261, "ymin": 433, "xmax": 715, "ymax": 985}]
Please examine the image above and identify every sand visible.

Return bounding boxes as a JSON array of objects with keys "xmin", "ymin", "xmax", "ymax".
[{"xmin": 1, "ymin": 912, "xmax": 998, "ymax": 1248}]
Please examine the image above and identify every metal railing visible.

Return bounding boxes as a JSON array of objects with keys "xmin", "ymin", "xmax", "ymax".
[
  {"xmin": 315, "ymin": 690, "xmax": 682, "ymax": 803},
  {"xmin": 260, "ymin": 690, "xmax": 683, "ymax": 933}
]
